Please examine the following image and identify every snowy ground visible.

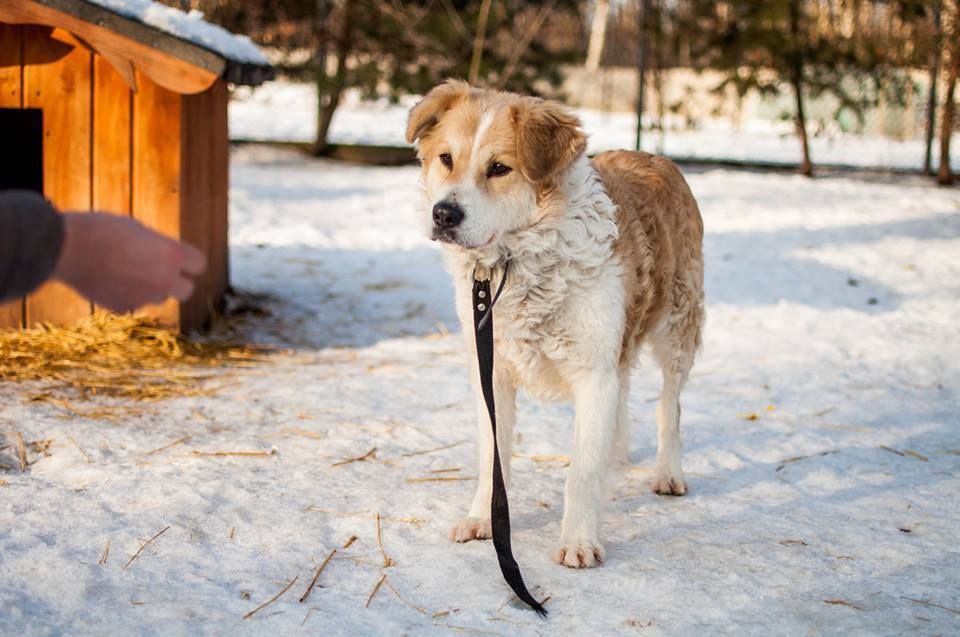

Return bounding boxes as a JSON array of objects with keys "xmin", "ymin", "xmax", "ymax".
[
  {"xmin": 229, "ymin": 80, "xmax": 960, "ymax": 172},
  {"xmin": 2, "ymin": 145, "xmax": 960, "ymax": 635}
]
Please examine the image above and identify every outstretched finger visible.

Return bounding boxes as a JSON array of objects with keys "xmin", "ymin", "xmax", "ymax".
[
  {"xmin": 177, "ymin": 242, "xmax": 207, "ymax": 276},
  {"xmin": 169, "ymin": 276, "xmax": 195, "ymax": 302}
]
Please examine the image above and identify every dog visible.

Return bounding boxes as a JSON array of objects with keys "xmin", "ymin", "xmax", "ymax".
[{"xmin": 406, "ymin": 80, "xmax": 704, "ymax": 568}]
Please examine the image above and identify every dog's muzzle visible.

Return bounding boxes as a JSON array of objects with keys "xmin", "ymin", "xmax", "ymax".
[{"xmin": 431, "ymin": 201, "xmax": 464, "ymax": 242}]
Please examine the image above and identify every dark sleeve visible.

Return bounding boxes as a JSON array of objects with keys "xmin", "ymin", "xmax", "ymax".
[{"xmin": 0, "ymin": 190, "xmax": 65, "ymax": 302}]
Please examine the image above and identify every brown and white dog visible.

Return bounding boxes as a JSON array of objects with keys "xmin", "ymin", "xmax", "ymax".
[{"xmin": 406, "ymin": 81, "xmax": 704, "ymax": 568}]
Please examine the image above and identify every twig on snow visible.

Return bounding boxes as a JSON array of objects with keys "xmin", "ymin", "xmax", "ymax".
[
  {"xmin": 299, "ymin": 549, "xmax": 336, "ymax": 603},
  {"xmin": 775, "ymin": 450, "xmax": 838, "ymax": 472},
  {"xmin": 191, "ymin": 449, "xmax": 275, "ymax": 458},
  {"xmin": 143, "ymin": 436, "xmax": 190, "ymax": 456},
  {"xmin": 15, "ymin": 432, "xmax": 27, "ymax": 472},
  {"xmin": 879, "ymin": 445, "xmax": 928, "ymax": 462},
  {"xmin": 383, "ymin": 576, "xmax": 427, "ymax": 614},
  {"xmin": 376, "ymin": 513, "xmax": 395, "ymax": 567},
  {"xmin": 123, "ymin": 526, "xmax": 170, "ymax": 569},
  {"xmin": 401, "ymin": 441, "xmax": 467, "ymax": 457},
  {"xmin": 244, "ymin": 576, "xmax": 298, "ymax": 620},
  {"xmin": 332, "ymin": 447, "xmax": 377, "ymax": 467},
  {"xmin": 406, "ymin": 476, "xmax": 474, "ymax": 483},
  {"xmin": 900, "ymin": 595, "xmax": 960, "ymax": 615},
  {"xmin": 365, "ymin": 574, "xmax": 387, "ymax": 608},
  {"xmin": 824, "ymin": 599, "xmax": 863, "ymax": 610},
  {"xmin": 68, "ymin": 436, "xmax": 92, "ymax": 463}
]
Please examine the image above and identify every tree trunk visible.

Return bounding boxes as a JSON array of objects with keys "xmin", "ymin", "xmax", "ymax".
[
  {"xmin": 585, "ymin": 0, "xmax": 610, "ymax": 72},
  {"xmin": 652, "ymin": 0, "xmax": 665, "ymax": 154},
  {"xmin": 313, "ymin": 0, "xmax": 354, "ymax": 157},
  {"xmin": 497, "ymin": 0, "xmax": 557, "ymax": 89},
  {"xmin": 789, "ymin": 0, "xmax": 813, "ymax": 177},
  {"xmin": 635, "ymin": 0, "xmax": 649, "ymax": 152},
  {"xmin": 925, "ymin": 2, "xmax": 942, "ymax": 175},
  {"xmin": 938, "ymin": 56, "xmax": 958, "ymax": 185},
  {"xmin": 311, "ymin": 0, "xmax": 329, "ymax": 153},
  {"xmin": 468, "ymin": 0, "xmax": 493, "ymax": 85}
]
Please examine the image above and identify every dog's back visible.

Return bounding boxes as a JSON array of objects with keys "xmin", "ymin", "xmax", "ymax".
[{"xmin": 591, "ymin": 150, "xmax": 704, "ymax": 365}]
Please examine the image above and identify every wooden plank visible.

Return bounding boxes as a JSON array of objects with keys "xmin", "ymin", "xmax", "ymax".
[
  {"xmin": 0, "ymin": 0, "xmax": 222, "ymax": 95},
  {"xmin": 179, "ymin": 86, "xmax": 212, "ymax": 330},
  {"xmin": 23, "ymin": 25, "xmax": 93, "ymax": 327},
  {"xmin": 132, "ymin": 70, "xmax": 181, "ymax": 327},
  {"xmin": 92, "ymin": 53, "xmax": 131, "ymax": 215},
  {"xmin": 209, "ymin": 80, "xmax": 230, "ymax": 308},
  {"xmin": 91, "ymin": 52, "xmax": 132, "ymax": 317},
  {"xmin": 0, "ymin": 23, "xmax": 21, "ymax": 102},
  {"xmin": 0, "ymin": 23, "xmax": 24, "ymax": 328},
  {"xmin": 179, "ymin": 79, "xmax": 229, "ymax": 331}
]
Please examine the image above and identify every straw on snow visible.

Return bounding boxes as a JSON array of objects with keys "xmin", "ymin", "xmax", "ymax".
[
  {"xmin": 123, "ymin": 526, "xmax": 170, "ymax": 570},
  {"xmin": 299, "ymin": 549, "xmax": 336, "ymax": 603},
  {"xmin": 0, "ymin": 311, "xmax": 272, "ymax": 404},
  {"xmin": 244, "ymin": 576, "xmax": 299, "ymax": 620}
]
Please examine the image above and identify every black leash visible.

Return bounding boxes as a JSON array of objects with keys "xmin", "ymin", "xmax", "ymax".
[{"xmin": 471, "ymin": 261, "xmax": 548, "ymax": 618}]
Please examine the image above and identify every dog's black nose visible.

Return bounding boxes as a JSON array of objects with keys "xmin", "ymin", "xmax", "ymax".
[{"xmin": 432, "ymin": 201, "xmax": 464, "ymax": 229}]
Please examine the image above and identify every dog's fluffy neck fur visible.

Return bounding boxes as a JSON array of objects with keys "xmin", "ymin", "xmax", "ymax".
[{"xmin": 444, "ymin": 154, "xmax": 620, "ymax": 308}]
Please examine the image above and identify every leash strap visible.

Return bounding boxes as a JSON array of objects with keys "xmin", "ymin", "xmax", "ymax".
[{"xmin": 472, "ymin": 262, "xmax": 547, "ymax": 618}]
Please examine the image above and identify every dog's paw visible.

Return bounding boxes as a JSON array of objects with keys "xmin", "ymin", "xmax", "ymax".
[
  {"xmin": 652, "ymin": 474, "xmax": 687, "ymax": 496},
  {"xmin": 554, "ymin": 540, "xmax": 605, "ymax": 568},
  {"xmin": 449, "ymin": 517, "xmax": 492, "ymax": 543}
]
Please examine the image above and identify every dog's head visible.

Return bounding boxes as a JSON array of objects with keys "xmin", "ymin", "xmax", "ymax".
[{"xmin": 406, "ymin": 80, "xmax": 587, "ymax": 251}]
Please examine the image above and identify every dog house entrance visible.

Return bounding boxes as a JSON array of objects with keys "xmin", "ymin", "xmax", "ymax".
[{"xmin": 0, "ymin": 108, "xmax": 43, "ymax": 193}]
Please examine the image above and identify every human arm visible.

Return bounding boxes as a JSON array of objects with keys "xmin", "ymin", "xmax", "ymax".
[{"xmin": 0, "ymin": 190, "xmax": 206, "ymax": 312}]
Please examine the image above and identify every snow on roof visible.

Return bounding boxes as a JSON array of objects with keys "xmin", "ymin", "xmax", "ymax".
[{"xmin": 87, "ymin": 0, "xmax": 269, "ymax": 66}]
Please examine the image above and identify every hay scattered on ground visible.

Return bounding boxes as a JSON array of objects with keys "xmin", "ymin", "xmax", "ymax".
[{"xmin": 0, "ymin": 312, "xmax": 273, "ymax": 404}]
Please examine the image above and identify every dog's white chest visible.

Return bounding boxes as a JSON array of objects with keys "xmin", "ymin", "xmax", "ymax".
[{"xmin": 494, "ymin": 295, "xmax": 574, "ymax": 400}]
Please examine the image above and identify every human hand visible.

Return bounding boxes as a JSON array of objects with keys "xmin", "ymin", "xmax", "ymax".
[{"xmin": 53, "ymin": 213, "xmax": 207, "ymax": 313}]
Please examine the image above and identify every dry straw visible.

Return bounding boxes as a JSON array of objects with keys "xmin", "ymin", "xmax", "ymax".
[{"xmin": 0, "ymin": 312, "xmax": 272, "ymax": 405}]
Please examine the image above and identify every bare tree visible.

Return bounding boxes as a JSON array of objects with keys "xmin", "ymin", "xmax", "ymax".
[
  {"xmin": 938, "ymin": 0, "xmax": 959, "ymax": 185},
  {"xmin": 313, "ymin": 0, "xmax": 354, "ymax": 156},
  {"xmin": 585, "ymin": 0, "xmax": 610, "ymax": 72},
  {"xmin": 468, "ymin": 0, "xmax": 493, "ymax": 85},
  {"xmin": 635, "ymin": 0, "xmax": 650, "ymax": 151},
  {"xmin": 497, "ymin": 1, "xmax": 560, "ymax": 89},
  {"xmin": 925, "ymin": 1, "xmax": 943, "ymax": 175},
  {"xmin": 788, "ymin": 0, "xmax": 813, "ymax": 177}
]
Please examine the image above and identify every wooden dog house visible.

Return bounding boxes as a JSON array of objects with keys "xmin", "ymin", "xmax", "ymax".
[{"xmin": 0, "ymin": 0, "xmax": 273, "ymax": 331}]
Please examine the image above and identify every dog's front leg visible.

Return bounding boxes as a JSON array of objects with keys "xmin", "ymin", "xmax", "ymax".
[
  {"xmin": 449, "ymin": 364, "xmax": 516, "ymax": 543},
  {"xmin": 557, "ymin": 367, "xmax": 618, "ymax": 568}
]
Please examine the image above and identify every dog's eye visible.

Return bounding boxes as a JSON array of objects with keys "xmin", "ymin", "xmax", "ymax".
[
  {"xmin": 487, "ymin": 162, "xmax": 512, "ymax": 178},
  {"xmin": 439, "ymin": 153, "xmax": 453, "ymax": 169}
]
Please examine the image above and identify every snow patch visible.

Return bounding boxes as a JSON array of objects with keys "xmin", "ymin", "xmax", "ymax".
[{"xmin": 88, "ymin": 0, "xmax": 268, "ymax": 65}]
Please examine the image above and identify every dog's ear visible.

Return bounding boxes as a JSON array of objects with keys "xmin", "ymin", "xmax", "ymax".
[
  {"xmin": 513, "ymin": 99, "xmax": 587, "ymax": 184},
  {"xmin": 406, "ymin": 80, "xmax": 472, "ymax": 144}
]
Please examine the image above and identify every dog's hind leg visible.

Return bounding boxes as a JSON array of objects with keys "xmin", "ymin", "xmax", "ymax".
[
  {"xmin": 613, "ymin": 367, "xmax": 631, "ymax": 466},
  {"xmin": 651, "ymin": 359, "xmax": 688, "ymax": 496},
  {"xmin": 450, "ymin": 368, "xmax": 516, "ymax": 543},
  {"xmin": 649, "ymin": 303, "xmax": 700, "ymax": 496}
]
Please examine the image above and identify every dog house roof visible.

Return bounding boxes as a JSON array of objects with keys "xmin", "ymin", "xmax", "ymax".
[{"xmin": 31, "ymin": 0, "xmax": 274, "ymax": 86}]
